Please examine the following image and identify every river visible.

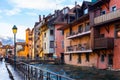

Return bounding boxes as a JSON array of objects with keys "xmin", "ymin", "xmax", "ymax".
[{"xmin": 33, "ymin": 64, "xmax": 120, "ymax": 80}]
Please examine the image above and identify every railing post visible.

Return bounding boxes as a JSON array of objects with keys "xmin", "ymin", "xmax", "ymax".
[
  {"xmin": 35, "ymin": 68, "xmax": 38, "ymax": 80},
  {"xmin": 39, "ymin": 70, "xmax": 43, "ymax": 80},
  {"xmin": 47, "ymin": 72, "xmax": 50, "ymax": 80},
  {"xmin": 28, "ymin": 65, "xmax": 30, "ymax": 80}
]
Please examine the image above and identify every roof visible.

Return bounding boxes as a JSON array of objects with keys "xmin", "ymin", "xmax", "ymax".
[
  {"xmin": 16, "ymin": 42, "xmax": 25, "ymax": 46},
  {"xmin": 26, "ymin": 28, "xmax": 30, "ymax": 31},
  {"xmin": 0, "ymin": 42, "xmax": 2, "ymax": 45}
]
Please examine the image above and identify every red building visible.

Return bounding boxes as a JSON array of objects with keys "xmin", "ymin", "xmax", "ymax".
[{"xmin": 91, "ymin": 0, "xmax": 120, "ymax": 69}]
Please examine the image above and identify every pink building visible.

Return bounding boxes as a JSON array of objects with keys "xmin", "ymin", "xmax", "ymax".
[{"xmin": 54, "ymin": 7, "xmax": 70, "ymax": 63}]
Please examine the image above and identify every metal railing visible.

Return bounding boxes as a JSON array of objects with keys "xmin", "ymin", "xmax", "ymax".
[
  {"xmin": 66, "ymin": 43, "xmax": 92, "ymax": 53},
  {"xmin": 8, "ymin": 59, "xmax": 75, "ymax": 80},
  {"xmin": 66, "ymin": 26, "xmax": 91, "ymax": 39}
]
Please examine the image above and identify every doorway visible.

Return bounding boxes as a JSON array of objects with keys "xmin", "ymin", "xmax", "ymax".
[
  {"xmin": 61, "ymin": 53, "xmax": 64, "ymax": 64},
  {"xmin": 108, "ymin": 54, "xmax": 113, "ymax": 66}
]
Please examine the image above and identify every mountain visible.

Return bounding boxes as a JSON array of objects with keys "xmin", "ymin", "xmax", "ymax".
[{"xmin": 0, "ymin": 35, "xmax": 25, "ymax": 45}]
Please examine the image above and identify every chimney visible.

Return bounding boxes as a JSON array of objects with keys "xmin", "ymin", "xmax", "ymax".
[
  {"xmin": 39, "ymin": 15, "xmax": 41, "ymax": 22},
  {"xmin": 43, "ymin": 15, "xmax": 45, "ymax": 19},
  {"xmin": 75, "ymin": 1, "xmax": 78, "ymax": 20}
]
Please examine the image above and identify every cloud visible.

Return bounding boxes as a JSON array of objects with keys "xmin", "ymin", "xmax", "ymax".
[
  {"xmin": 9, "ymin": 0, "xmax": 65, "ymax": 10},
  {"xmin": 0, "ymin": 22, "xmax": 26, "ymax": 39},
  {"xmin": 4, "ymin": 8, "xmax": 21, "ymax": 16},
  {"xmin": 0, "ymin": 16, "xmax": 2, "ymax": 19},
  {"xmin": 0, "ymin": 10, "xmax": 2, "ymax": 13},
  {"xmin": 25, "ymin": 12, "xmax": 37, "ymax": 16}
]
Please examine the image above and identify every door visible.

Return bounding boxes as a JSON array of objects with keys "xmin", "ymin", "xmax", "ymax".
[
  {"xmin": 61, "ymin": 53, "xmax": 64, "ymax": 64},
  {"xmin": 108, "ymin": 54, "xmax": 113, "ymax": 66}
]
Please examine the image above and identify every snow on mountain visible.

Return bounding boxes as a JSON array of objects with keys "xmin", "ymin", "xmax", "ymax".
[{"xmin": 0, "ymin": 35, "xmax": 25, "ymax": 45}]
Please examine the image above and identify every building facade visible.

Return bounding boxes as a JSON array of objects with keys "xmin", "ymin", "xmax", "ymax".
[{"xmin": 91, "ymin": 0, "xmax": 120, "ymax": 69}]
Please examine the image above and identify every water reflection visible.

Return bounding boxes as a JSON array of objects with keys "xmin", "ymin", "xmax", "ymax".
[{"xmin": 33, "ymin": 64, "xmax": 120, "ymax": 80}]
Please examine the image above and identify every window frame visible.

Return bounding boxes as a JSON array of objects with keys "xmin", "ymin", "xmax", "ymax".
[
  {"xmin": 50, "ymin": 41, "xmax": 54, "ymax": 48},
  {"xmin": 84, "ymin": 8, "xmax": 88, "ymax": 14},
  {"xmin": 50, "ymin": 29, "xmax": 54, "ymax": 35},
  {"xmin": 78, "ymin": 54, "xmax": 81, "ymax": 63},
  {"xmin": 111, "ymin": 6, "xmax": 116, "ymax": 12},
  {"xmin": 101, "ymin": 10, "xmax": 106, "ymax": 15},
  {"xmin": 101, "ymin": 54, "xmax": 105, "ymax": 62},
  {"xmin": 86, "ymin": 53, "xmax": 89, "ymax": 62},
  {"xmin": 69, "ymin": 54, "xmax": 72, "ymax": 61}
]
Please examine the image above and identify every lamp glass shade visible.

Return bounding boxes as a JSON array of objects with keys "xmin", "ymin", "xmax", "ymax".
[{"xmin": 12, "ymin": 25, "xmax": 17, "ymax": 34}]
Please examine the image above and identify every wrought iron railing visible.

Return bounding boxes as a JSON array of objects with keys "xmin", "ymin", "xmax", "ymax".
[{"xmin": 8, "ymin": 59, "xmax": 74, "ymax": 80}]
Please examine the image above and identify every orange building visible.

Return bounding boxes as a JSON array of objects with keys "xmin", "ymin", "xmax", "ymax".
[
  {"xmin": 58, "ymin": 1, "xmax": 98, "ymax": 67},
  {"xmin": 24, "ymin": 28, "xmax": 33, "ymax": 58}
]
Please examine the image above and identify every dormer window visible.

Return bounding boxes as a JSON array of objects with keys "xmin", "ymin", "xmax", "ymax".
[
  {"xmin": 84, "ymin": 8, "xmax": 88, "ymax": 14},
  {"xmin": 101, "ymin": 10, "xmax": 106, "ymax": 15},
  {"xmin": 62, "ymin": 8, "xmax": 69, "ymax": 14},
  {"xmin": 111, "ymin": 6, "xmax": 116, "ymax": 11}
]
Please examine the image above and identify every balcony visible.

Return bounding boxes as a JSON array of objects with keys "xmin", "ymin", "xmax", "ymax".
[
  {"xmin": 94, "ymin": 9, "xmax": 120, "ymax": 25},
  {"xmin": 67, "ymin": 26, "xmax": 91, "ymax": 39},
  {"xmin": 94, "ymin": 37, "xmax": 114, "ymax": 50},
  {"xmin": 66, "ymin": 43, "xmax": 92, "ymax": 53}
]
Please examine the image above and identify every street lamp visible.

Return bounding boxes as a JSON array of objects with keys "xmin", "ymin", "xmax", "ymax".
[{"xmin": 12, "ymin": 25, "xmax": 17, "ymax": 70}]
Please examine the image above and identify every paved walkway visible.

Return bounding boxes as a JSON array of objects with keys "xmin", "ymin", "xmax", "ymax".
[
  {"xmin": 6, "ymin": 63, "xmax": 23, "ymax": 80},
  {"xmin": 0, "ymin": 61, "xmax": 11, "ymax": 80},
  {"xmin": 0, "ymin": 60, "xmax": 23, "ymax": 80}
]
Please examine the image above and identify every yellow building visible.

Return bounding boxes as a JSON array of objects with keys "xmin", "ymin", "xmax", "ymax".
[
  {"xmin": 16, "ymin": 42, "xmax": 26, "ymax": 57},
  {"xmin": 25, "ymin": 28, "xmax": 33, "ymax": 59}
]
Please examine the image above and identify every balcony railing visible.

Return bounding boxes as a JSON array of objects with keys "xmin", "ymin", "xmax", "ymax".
[
  {"xmin": 67, "ymin": 26, "xmax": 91, "ymax": 39},
  {"xmin": 94, "ymin": 37, "xmax": 114, "ymax": 50},
  {"xmin": 66, "ymin": 43, "xmax": 92, "ymax": 53},
  {"xmin": 94, "ymin": 9, "xmax": 120, "ymax": 25}
]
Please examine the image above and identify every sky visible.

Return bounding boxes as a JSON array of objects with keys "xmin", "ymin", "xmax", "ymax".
[{"xmin": 0, "ymin": 0, "xmax": 91, "ymax": 40}]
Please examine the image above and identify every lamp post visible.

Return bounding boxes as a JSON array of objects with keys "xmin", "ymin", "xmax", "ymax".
[{"xmin": 12, "ymin": 25, "xmax": 17, "ymax": 70}]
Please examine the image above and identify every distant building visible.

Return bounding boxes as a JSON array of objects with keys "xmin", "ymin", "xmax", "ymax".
[{"xmin": 16, "ymin": 42, "xmax": 26, "ymax": 57}]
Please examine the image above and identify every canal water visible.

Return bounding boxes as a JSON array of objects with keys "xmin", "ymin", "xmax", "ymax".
[{"xmin": 33, "ymin": 64, "xmax": 120, "ymax": 80}]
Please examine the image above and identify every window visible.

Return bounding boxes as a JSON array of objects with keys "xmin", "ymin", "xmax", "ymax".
[
  {"xmin": 111, "ymin": 6, "xmax": 116, "ymax": 11},
  {"xmin": 44, "ymin": 33, "xmax": 46, "ymax": 37},
  {"xmin": 44, "ymin": 43, "xmax": 46, "ymax": 49},
  {"xmin": 61, "ymin": 40, "xmax": 64, "ymax": 48},
  {"xmin": 69, "ymin": 54, "xmax": 72, "ymax": 61},
  {"xmin": 85, "ymin": 22, "xmax": 90, "ymax": 31},
  {"xmin": 84, "ymin": 8, "xmax": 88, "ymax": 14},
  {"xmin": 37, "ymin": 45, "xmax": 39, "ymax": 48},
  {"xmin": 115, "ymin": 25, "xmax": 120, "ymax": 38},
  {"xmin": 70, "ymin": 27, "xmax": 72, "ymax": 35},
  {"xmin": 50, "ymin": 41, "xmax": 54, "ymax": 48},
  {"xmin": 78, "ymin": 54, "xmax": 81, "ymax": 63},
  {"xmin": 78, "ymin": 25, "xmax": 83, "ymax": 33},
  {"xmin": 101, "ymin": 10, "xmax": 106, "ymax": 15},
  {"xmin": 50, "ymin": 30, "xmax": 54, "ymax": 35},
  {"xmin": 101, "ymin": 54, "xmax": 105, "ymax": 62},
  {"xmin": 62, "ymin": 8, "xmax": 69, "ymax": 14},
  {"xmin": 62, "ymin": 30, "xmax": 64, "ymax": 35},
  {"xmin": 86, "ymin": 53, "xmax": 89, "ymax": 62}
]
